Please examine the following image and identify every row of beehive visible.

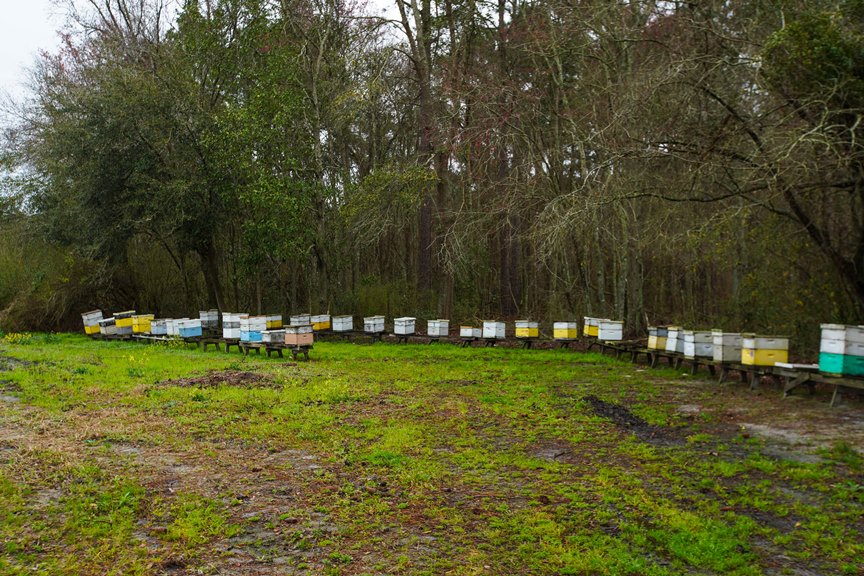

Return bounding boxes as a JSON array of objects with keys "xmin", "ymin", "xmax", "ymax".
[
  {"xmin": 82, "ymin": 310, "xmax": 627, "ymax": 341},
  {"xmin": 647, "ymin": 326, "xmax": 789, "ymax": 366}
]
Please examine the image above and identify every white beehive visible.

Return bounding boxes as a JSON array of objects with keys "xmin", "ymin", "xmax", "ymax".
[
  {"xmin": 427, "ymin": 319, "xmax": 449, "ymax": 337},
  {"xmin": 290, "ymin": 314, "xmax": 311, "ymax": 326},
  {"xmin": 683, "ymin": 330, "xmax": 713, "ymax": 359},
  {"xmin": 665, "ymin": 327, "xmax": 681, "ymax": 353},
  {"xmin": 394, "ymin": 317, "xmax": 416, "ymax": 335},
  {"xmin": 262, "ymin": 329, "xmax": 285, "ymax": 344},
  {"xmin": 482, "ymin": 321, "xmax": 506, "ymax": 339},
  {"xmin": 333, "ymin": 315, "xmax": 353, "ymax": 332},
  {"xmin": 819, "ymin": 324, "xmax": 864, "ymax": 356},
  {"xmin": 460, "ymin": 326, "xmax": 482, "ymax": 338},
  {"xmin": 598, "ymin": 320, "xmax": 623, "ymax": 341},
  {"xmin": 364, "ymin": 316, "xmax": 385, "ymax": 333},
  {"xmin": 81, "ymin": 310, "xmax": 103, "ymax": 335},
  {"xmin": 150, "ymin": 319, "xmax": 169, "ymax": 336},
  {"xmin": 199, "ymin": 309, "xmax": 219, "ymax": 329},
  {"xmin": 712, "ymin": 331, "xmax": 742, "ymax": 362},
  {"xmin": 98, "ymin": 317, "xmax": 117, "ymax": 336},
  {"xmin": 178, "ymin": 318, "xmax": 203, "ymax": 338},
  {"xmin": 167, "ymin": 318, "xmax": 189, "ymax": 337},
  {"xmin": 240, "ymin": 316, "xmax": 267, "ymax": 333}
]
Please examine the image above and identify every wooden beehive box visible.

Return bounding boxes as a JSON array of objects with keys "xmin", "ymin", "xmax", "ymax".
[{"xmin": 285, "ymin": 324, "xmax": 314, "ymax": 346}]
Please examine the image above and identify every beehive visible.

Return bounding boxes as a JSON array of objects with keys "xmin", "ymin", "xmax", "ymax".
[
  {"xmin": 460, "ymin": 326, "xmax": 482, "ymax": 338},
  {"xmin": 199, "ymin": 309, "xmax": 219, "ymax": 329},
  {"xmin": 741, "ymin": 334, "xmax": 789, "ymax": 366},
  {"xmin": 683, "ymin": 330, "xmax": 713, "ymax": 359},
  {"xmin": 285, "ymin": 324, "xmax": 313, "ymax": 346},
  {"xmin": 515, "ymin": 320, "xmax": 539, "ymax": 339},
  {"xmin": 364, "ymin": 316, "xmax": 385, "ymax": 333},
  {"xmin": 583, "ymin": 317, "xmax": 600, "ymax": 338},
  {"xmin": 332, "ymin": 315, "xmax": 353, "ymax": 332},
  {"xmin": 150, "ymin": 319, "xmax": 168, "ymax": 336},
  {"xmin": 114, "ymin": 311, "xmax": 136, "ymax": 335},
  {"xmin": 553, "ymin": 321, "xmax": 578, "ymax": 340},
  {"xmin": 98, "ymin": 317, "xmax": 117, "ymax": 336},
  {"xmin": 394, "ymin": 317, "xmax": 416, "ymax": 335},
  {"xmin": 240, "ymin": 316, "xmax": 266, "ymax": 342},
  {"xmin": 482, "ymin": 321, "xmax": 506, "ymax": 339},
  {"xmin": 178, "ymin": 319, "xmax": 203, "ymax": 338},
  {"xmin": 311, "ymin": 314, "xmax": 331, "ymax": 331},
  {"xmin": 427, "ymin": 319, "xmax": 449, "ymax": 337},
  {"xmin": 290, "ymin": 314, "xmax": 311, "ymax": 327},
  {"xmin": 262, "ymin": 329, "xmax": 285, "ymax": 344},
  {"xmin": 222, "ymin": 313, "xmax": 247, "ymax": 340},
  {"xmin": 598, "ymin": 320, "xmax": 623, "ymax": 342},
  {"xmin": 166, "ymin": 318, "xmax": 189, "ymax": 337},
  {"xmin": 81, "ymin": 310, "xmax": 103, "ymax": 335},
  {"xmin": 819, "ymin": 324, "xmax": 864, "ymax": 376},
  {"xmin": 712, "ymin": 331, "xmax": 742, "ymax": 363},
  {"xmin": 647, "ymin": 326, "xmax": 668, "ymax": 350},
  {"xmin": 132, "ymin": 314, "xmax": 154, "ymax": 334},
  {"xmin": 266, "ymin": 314, "xmax": 283, "ymax": 330},
  {"xmin": 665, "ymin": 327, "xmax": 681, "ymax": 353}
]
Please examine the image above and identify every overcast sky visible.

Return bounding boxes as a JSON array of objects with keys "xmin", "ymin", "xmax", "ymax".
[{"xmin": 0, "ymin": 0, "xmax": 65, "ymax": 101}]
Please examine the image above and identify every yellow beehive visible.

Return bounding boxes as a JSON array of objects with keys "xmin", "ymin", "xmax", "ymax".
[
  {"xmin": 132, "ymin": 314, "xmax": 154, "ymax": 334},
  {"xmin": 647, "ymin": 335, "xmax": 667, "ymax": 350},
  {"xmin": 583, "ymin": 317, "xmax": 600, "ymax": 337},
  {"xmin": 84, "ymin": 324, "xmax": 101, "ymax": 335},
  {"xmin": 741, "ymin": 334, "xmax": 790, "ymax": 366},
  {"xmin": 311, "ymin": 314, "xmax": 331, "ymax": 331},
  {"xmin": 114, "ymin": 311, "xmax": 135, "ymax": 329},
  {"xmin": 266, "ymin": 314, "xmax": 283, "ymax": 329},
  {"xmin": 553, "ymin": 322, "xmax": 578, "ymax": 340},
  {"xmin": 515, "ymin": 320, "xmax": 539, "ymax": 338},
  {"xmin": 741, "ymin": 348, "xmax": 789, "ymax": 366}
]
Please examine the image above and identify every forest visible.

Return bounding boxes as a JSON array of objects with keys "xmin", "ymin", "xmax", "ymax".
[{"xmin": 1, "ymin": 0, "xmax": 863, "ymax": 350}]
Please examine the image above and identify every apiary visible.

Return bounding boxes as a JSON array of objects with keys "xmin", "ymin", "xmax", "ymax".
[
  {"xmin": 222, "ymin": 313, "xmax": 246, "ymax": 340},
  {"xmin": 364, "ymin": 316, "xmax": 385, "ymax": 333},
  {"xmin": 427, "ymin": 319, "xmax": 449, "ymax": 337},
  {"xmin": 290, "ymin": 314, "xmax": 311, "ymax": 326},
  {"xmin": 598, "ymin": 320, "xmax": 623, "ymax": 341},
  {"xmin": 460, "ymin": 326, "xmax": 482, "ymax": 338},
  {"xmin": 98, "ymin": 317, "xmax": 117, "ymax": 336},
  {"xmin": 712, "ymin": 331, "xmax": 742, "ymax": 362},
  {"xmin": 665, "ymin": 327, "xmax": 681, "ymax": 353},
  {"xmin": 583, "ymin": 317, "xmax": 600, "ymax": 338},
  {"xmin": 311, "ymin": 314, "xmax": 331, "ymax": 331},
  {"xmin": 114, "ymin": 311, "xmax": 135, "ymax": 335},
  {"xmin": 178, "ymin": 319, "xmax": 203, "ymax": 338},
  {"xmin": 132, "ymin": 314, "xmax": 154, "ymax": 334},
  {"xmin": 741, "ymin": 334, "xmax": 789, "ymax": 366},
  {"xmin": 81, "ymin": 310, "xmax": 103, "ymax": 335},
  {"xmin": 199, "ymin": 309, "xmax": 219, "ymax": 329},
  {"xmin": 285, "ymin": 324, "xmax": 314, "ymax": 346},
  {"xmin": 240, "ymin": 316, "xmax": 266, "ymax": 342},
  {"xmin": 394, "ymin": 317, "xmax": 416, "ymax": 335},
  {"xmin": 333, "ymin": 315, "xmax": 353, "ymax": 332},
  {"xmin": 819, "ymin": 324, "xmax": 864, "ymax": 376},
  {"xmin": 515, "ymin": 320, "xmax": 539, "ymax": 339},
  {"xmin": 266, "ymin": 314, "xmax": 283, "ymax": 329},
  {"xmin": 262, "ymin": 329, "xmax": 285, "ymax": 344},
  {"xmin": 482, "ymin": 321, "xmax": 506, "ymax": 339},
  {"xmin": 553, "ymin": 321, "xmax": 578, "ymax": 340},
  {"xmin": 150, "ymin": 319, "xmax": 168, "ymax": 336},
  {"xmin": 647, "ymin": 326, "xmax": 668, "ymax": 350},
  {"xmin": 683, "ymin": 330, "xmax": 713, "ymax": 359}
]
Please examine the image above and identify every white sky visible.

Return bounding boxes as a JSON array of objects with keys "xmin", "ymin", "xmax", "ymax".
[{"xmin": 0, "ymin": 0, "xmax": 64, "ymax": 101}]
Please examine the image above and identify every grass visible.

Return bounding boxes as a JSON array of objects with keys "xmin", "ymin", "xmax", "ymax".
[{"xmin": 0, "ymin": 333, "xmax": 862, "ymax": 574}]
